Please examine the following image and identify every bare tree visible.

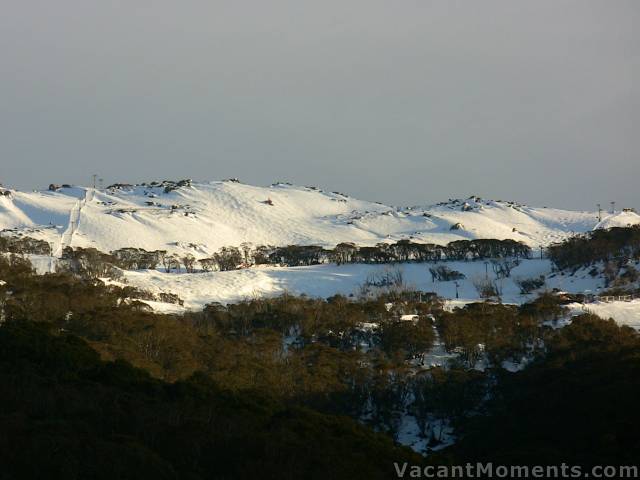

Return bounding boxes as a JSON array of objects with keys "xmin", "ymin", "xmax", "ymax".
[
  {"xmin": 181, "ymin": 254, "xmax": 196, "ymax": 273},
  {"xmin": 199, "ymin": 257, "xmax": 218, "ymax": 272},
  {"xmin": 429, "ymin": 265, "xmax": 466, "ymax": 282},
  {"xmin": 240, "ymin": 242, "xmax": 253, "ymax": 265},
  {"xmin": 472, "ymin": 275, "xmax": 499, "ymax": 300},
  {"xmin": 514, "ymin": 275, "xmax": 546, "ymax": 294},
  {"xmin": 491, "ymin": 259, "xmax": 518, "ymax": 279},
  {"xmin": 163, "ymin": 254, "xmax": 180, "ymax": 273}
]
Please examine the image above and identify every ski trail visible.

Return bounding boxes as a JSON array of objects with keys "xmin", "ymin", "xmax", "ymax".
[{"xmin": 54, "ymin": 189, "xmax": 93, "ymax": 257}]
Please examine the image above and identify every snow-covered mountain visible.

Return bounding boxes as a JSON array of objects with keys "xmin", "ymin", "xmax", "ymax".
[{"xmin": 1, "ymin": 179, "xmax": 638, "ymax": 258}]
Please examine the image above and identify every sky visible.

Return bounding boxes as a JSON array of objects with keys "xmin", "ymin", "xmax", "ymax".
[{"xmin": 0, "ymin": 0, "xmax": 638, "ymax": 210}]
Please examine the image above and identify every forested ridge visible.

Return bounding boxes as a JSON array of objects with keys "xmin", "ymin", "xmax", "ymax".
[
  {"xmin": 1, "ymin": 231, "xmax": 639, "ymax": 477},
  {"xmin": 0, "ymin": 320, "xmax": 423, "ymax": 479},
  {"xmin": 441, "ymin": 315, "xmax": 640, "ymax": 466}
]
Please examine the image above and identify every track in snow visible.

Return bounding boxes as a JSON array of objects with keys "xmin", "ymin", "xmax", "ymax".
[{"xmin": 54, "ymin": 189, "xmax": 93, "ymax": 257}]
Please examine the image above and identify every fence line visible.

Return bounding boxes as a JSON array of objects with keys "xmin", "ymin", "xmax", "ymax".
[{"xmin": 585, "ymin": 293, "xmax": 639, "ymax": 303}]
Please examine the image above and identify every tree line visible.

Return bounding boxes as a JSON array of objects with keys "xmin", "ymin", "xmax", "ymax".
[
  {"xmin": 2, "ymin": 235, "xmax": 531, "ymax": 274},
  {"xmin": 547, "ymin": 225, "xmax": 640, "ymax": 270},
  {"xmin": 43, "ymin": 238, "xmax": 532, "ymax": 278}
]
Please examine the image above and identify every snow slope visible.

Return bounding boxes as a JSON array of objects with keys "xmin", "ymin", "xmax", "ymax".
[
  {"xmin": 571, "ymin": 300, "xmax": 640, "ymax": 330},
  {"xmin": 119, "ymin": 259, "xmax": 592, "ymax": 310},
  {"xmin": 2, "ymin": 180, "xmax": 638, "ymax": 258},
  {"xmin": 114, "ymin": 257, "xmax": 639, "ymax": 327},
  {"xmin": 2, "ymin": 180, "xmax": 639, "ymax": 323}
]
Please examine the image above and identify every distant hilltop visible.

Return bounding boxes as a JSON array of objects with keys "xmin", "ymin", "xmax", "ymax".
[{"xmin": 1, "ymin": 179, "xmax": 639, "ymax": 258}]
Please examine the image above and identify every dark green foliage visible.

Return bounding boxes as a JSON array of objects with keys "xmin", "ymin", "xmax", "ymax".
[
  {"xmin": 443, "ymin": 315, "xmax": 640, "ymax": 465},
  {"xmin": 0, "ymin": 235, "xmax": 51, "ymax": 255},
  {"xmin": 514, "ymin": 275, "xmax": 545, "ymax": 294},
  {"xmin": 4, "ymin": 253, "xmax": 639, "ymax": 470},
  {"xmin": 60, "ymin": 246, "xmax": 120, "ymax": 279},
  {"xmin": 214, "ymin": 245, "xmax": 243, "ymax": 271},
  {"xmin": 437, "ymin": 303, "xmax": 540, "ymax": 367},
  {"xmin": 411, "ymin": 368, "xmax": 486, "ymax": 440},
  {"xmin": 19, "ymin": 237, "xmax": 532, "ymax": 281},
  {"xmin": 0, "ymin": 257, "xmax": 441, "ymax": 435},
  {"xmin": 269, "ymin": 244, "xmax": 329, "ymax": 266},
  {"xmin": 429, "ymin": 265, "xmax": 465, "ymax": 282},
  {"xmin": 0, "ymin": 252, "xmax": 35, "ymax": 279},
  {"xmin": 518, "ymin": 291, "xmax": 567, "ymax": 321},
  {"xmin": 243, "ymin": 238, "xmax": 529, "ymax": 268},
  {"xmin": 0, "ymin": 321, "xmax": 421, "ymax": 480},
  {"xmin": 548, "ymin": 225, "xmax": 640, "ymax": 270},
  {"xmin": 111, "ymin": 247, "xmax": 166, "ymax": 270},
  {"xmin": 380, "ymin": 319, "xmax": 436, "ymax": 358}
]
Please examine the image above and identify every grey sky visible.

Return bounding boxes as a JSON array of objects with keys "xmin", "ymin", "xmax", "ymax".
[{"xmin": 1, "ymin": 0, "xmax": 637, "ymax": 210}]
